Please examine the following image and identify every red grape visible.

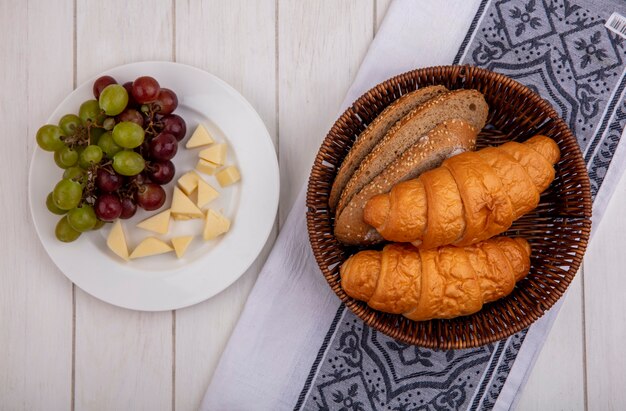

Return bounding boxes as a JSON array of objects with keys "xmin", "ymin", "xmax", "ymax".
[
  {"xmin": 123, "ymin": 81, "xmax": 139, "ymax": 107},
  {"xmin": 149, "ymin": 132, "xmax": 178, "ymax": 161},
  {"xmin": 95, "ymin": 193, "xmax": 122, "ymax": 221},
  {"xmin": 96, "ymin": 168, "xmax": 124, "ymax": 192},
  {"xmin": 132, "ymin": 76, "xmax": 160, "ymax": 104},
  {"xmin": 161, "ymin": 114, "xmax": 187, "ymax": 141},
  {"xmin": 119, "ymin": 197, "xmax": 137, "ymax": 219},
  {"xmin": 135, "ymin": 183, "xmax": 165, "ymax": 211},
  {"xmin": 153, "ymin": 88, "xmax": 178, "ymax": 114},
  {"xmin": 93, "ymin": 76, "xmax": 117, "ymax": 99},
  {"xmin": 147, "ymin": 160, "xmax": 175, "ymax": 185},
  {"xmin": 116, "ymin": 108, "xmax": 144, "ymax": 127}
]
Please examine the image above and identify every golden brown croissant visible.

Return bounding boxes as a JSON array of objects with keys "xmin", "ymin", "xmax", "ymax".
[
  {"xmin": 364, "ymin": 135, "xmax": 560, "ymax": 248},
  {"xmin": 340, "ymin": 236, "xmax": 531, "ymax": 321}
]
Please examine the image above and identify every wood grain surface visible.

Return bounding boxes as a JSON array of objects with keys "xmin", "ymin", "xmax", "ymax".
[{"xmin": 0, "ymin": 0, "xmax": 622, "ymax": 410}]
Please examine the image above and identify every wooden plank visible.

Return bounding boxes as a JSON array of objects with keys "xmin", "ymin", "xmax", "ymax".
[
  {"xmin": 173, "ymin": 1, "xmax": 277, "ymax": 410},
  {"xmin": 375, "ymin": 0, "xmax": 392, "ymax": 30},
  {"xmin": 516, "ymin": 273, "xmax": 585, "ymax": 410},
  {"xmin": 74, "ymin": 2, "xmax": 173, "ymax": 410},
  {"xmin": 277, "ymin": 0, "xmax": 374, "ymax": 226},
  {"xmin": 584, "ymin": 170, "xmax": 626, "ymax": 410},
  {"xmin": 0, "ymin": 0, "xmax": 74, "ymax": 409}
]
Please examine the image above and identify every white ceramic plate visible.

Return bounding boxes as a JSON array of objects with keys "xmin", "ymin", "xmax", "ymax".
[{"xmin": 29, "ymin": 61, "xmax": 279, "ymax": 311}]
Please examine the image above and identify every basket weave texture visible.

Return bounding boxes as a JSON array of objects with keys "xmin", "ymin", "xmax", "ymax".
[{"xmin": 306, "ymin": 65, "xmax": 592, "ymax": 349}]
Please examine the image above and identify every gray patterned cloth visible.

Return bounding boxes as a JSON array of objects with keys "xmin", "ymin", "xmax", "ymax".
[
  {"xmin": 202, "ymin": 1, "xmax": 626, "ymax": 410},
  {"xmin": 296, "ymin": 312, "xmax": 524, "ymax": 410}
]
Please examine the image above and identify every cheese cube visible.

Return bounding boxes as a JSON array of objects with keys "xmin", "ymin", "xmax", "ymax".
[
  {"xmin": 171, "ymin": 236, "xmax": 194, "ymax": 258},
  {"xmin": 196, "ymin": 158, "xmax": 219, "ymax": 176},
  {"xmin": 171, "ymin": 187, "xmax": 204, "ymax": 220},
  {"xmin": 185, "ymin": 124, "xmax": 214, "ymax": 149},
  {"xmin": 216, "ymin": 166, "xmax": 241, "ymax": 187},
  {"xmin": 136, "ymin": 209, "xmax": 171, "ymax": 235},
  {"xmin": 130, "ymin": 237, "xmax": 173, "ymax": 259},
  {"xmin": 197, "ymin": 179, "xmax": 220, "ymax": 208},
  {"xmin": 199, "ymin": 143, "xmax": 227, "ymax": 165},
  {"xmin": 177, "ymin": 171, "xmax": 199, "ymax": 195},
  {"xmin": 203, "ymin": 209, "xmax": 231, "ymax": 240},
  {"xmin": 107, "ymin": 220, "xmax": 129, "ymax": 261}
]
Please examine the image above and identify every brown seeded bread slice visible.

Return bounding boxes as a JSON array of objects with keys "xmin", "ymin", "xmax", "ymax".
[
  {"xmin": 336, "ymin": 89, "xmax": 489, "ymax": 216},
  {"xmin": 328, "ymin": 85, "xmax": 448, "ymax": 210},
  {"xmin": 334, "ymin": 119, "xmax": 478, "ymax": 245}
]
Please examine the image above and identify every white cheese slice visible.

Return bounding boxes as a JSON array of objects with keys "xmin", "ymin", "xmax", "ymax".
[
  {"xmin": 199, "ymin": 143, "xmax": 227, "ymax": 165},
  {"xmin": 185, "ymin": 124, "xmax": 214, "ymax": 148},
  {"xmin": 196, "ymin": 158, "xmax": 219, "ymax": 175},
  {"xmin": 216, "ymin": 165, "xmax": 241, "ymax": 187},
  {"xmin": 130, "ymin": 237, "xmax": 173, "ymax": 259},
  {"xmin": 107, "ymin": 220, "xmax": 129, "ymax": 261},
  {"xmin": 177, "ymin": 171, "xmax": 199, "ymax": 196},
  {"xmin": 197, "ymin": 179, "xmax": 220, "ymax": 208},
  {"xmin": 171, "ymin": 236, "xmax": 194, "ymax": 258},
  {"xmin": 136, "ymin": 209, "xmax": 171, "ymax": 235},
  {"xmin": 203, "ymin": 209, "xmax": 231, "ymax": 240},
  {"xmin": 171, "ymin": 187, "xmax": 204, "ymax": 220}
]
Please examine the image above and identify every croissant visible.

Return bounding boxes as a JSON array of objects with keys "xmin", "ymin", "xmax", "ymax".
[
  {"xmin": 340, "ymin": 236, "xmax": 531, "ymax": 321},
  {"xmin": 363, "ymin": 135, "xmax": 560, "ymax": 248}
]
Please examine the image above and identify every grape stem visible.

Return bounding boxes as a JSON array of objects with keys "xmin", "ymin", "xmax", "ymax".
[
  {"xmin": 143, "ymin": 104, "xmax": 163, "ymax": 137},
  {"xmin": 61, "ymin": 119, "xmax": 104, "ymax": 148},
  {"xmin": 79, "ymin": 160, "xmax": 110, "ymax": 207}
]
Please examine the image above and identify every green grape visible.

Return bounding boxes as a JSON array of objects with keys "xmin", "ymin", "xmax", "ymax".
[
  {"xmin": 99, "ymin": 84, "xmax": 128, "ymax": 116},
  {"xmin": 112, "ymin": 121, "xmax": 145, "ymax": 149},
  {"xmin": 102, "ymin": 117, "xmax": 116, "ymax": 131},
  {"xmin": 52, "ymin": 179, "xmax": 82, "ymax": 210},
  {"xmin": 89, "ymin": 127, "xmax": 105, "ymax": 145},
  {"xmin": 58, "ymin": 114, "xmax": 82, "ymax": 136},
  {"xmin": 67, "ymin": 205, "xmax": 97, "ymax": 232},
  {"xmin": 36, "ymin": 124, "xmax": 65, "ymax": 152},
  {"xmin": 98, "ymin": 131, "xmax": 123, "ymax": 157},
  {"xmin": 46, "ymin": 192, "xmax": 67, "ymax": 215},
  {"xmin": 63, "ymin": 166, "xmax": 85, "ymax": 182},
  {"xmin": 53, "ymin": 151, "xmax": 67, "ymax": 169},
  {"xmin": 55, "ymin": 216, "xmax": 81, "ymax": 242},
  {"xmin": 79, "ymin": 145, "xmax": 103, "ymax": 168},
  {"xmin": 54, "ymin": 146, "xmax": 79, "ymax": 169},
  {"xmin": 112, "ymin": 150, "xmax": 145, "ymax": 176},
  {"xmin": 92, "ymin": 219, "xmax": 106, "ymax": 230},
  {"xmin": 79, "ymin": 100, "xmax": 105, "ymax": 124}
]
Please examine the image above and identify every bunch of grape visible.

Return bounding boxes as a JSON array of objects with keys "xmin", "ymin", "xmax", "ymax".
[{"xmin": 36, "ymin": 75, "xmax": 187, "ymax": 242}]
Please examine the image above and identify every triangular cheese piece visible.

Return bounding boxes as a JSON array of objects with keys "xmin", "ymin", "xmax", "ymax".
[
  {"xmin": 171, "ymin": 236, "xmax": 194, "ymax": 258},
  {"xmin": 107, "ymin": 220, "xmax": 129, "ymax": 261},
  {"xmin": 177, "ymin": 171, "xmax": 199, "ymax": 195},
  {"xmin": 136, "ymin": 209, "xmax": 171, "ymax": 234},
  {"xmin": 216, "ymin": 165, "xmax": 241, "ymax": 187},
  {"xmin": 196, "ymin": 158, "xmax": 219, "ymax": 175},
  {"xmin": 185, "ymin": 124, "xmax": 214, "ymax": 149},
  {"xmin": 199, "ymin": 143, "xmax": 227, "ymax": 165},
  {"xmin": 130, "ymin": 237, "xmax": 173, "ymax": 259},
  {"xmin": 203, "ymin": 209, "xmax": 231, "ymax": 240},
  {"xmin": 197, "ymin": 179, "xmax": 220, "ymax": 208},
  {"xmin": 171, "ymin": 187, "xmax": 204, "ymax": 220}
]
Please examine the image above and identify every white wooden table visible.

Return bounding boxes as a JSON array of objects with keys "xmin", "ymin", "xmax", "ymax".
[{"xmin": 1, "ymin": 1, "xmax": 624, "ymax": 410}]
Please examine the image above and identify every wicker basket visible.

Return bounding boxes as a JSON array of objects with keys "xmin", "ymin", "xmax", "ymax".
[{"xmin": 306, "ymin": 65, "xmax": 592, "ymax": 349}]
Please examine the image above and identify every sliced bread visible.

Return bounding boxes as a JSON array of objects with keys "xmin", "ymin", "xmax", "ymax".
[
  {"xmin": 336, "ymin": 89, "xmax": 489, "ymax": 216},
  {"xmin": 334, "ymin": 119, "xmax": 478, "ymax": 245},
  {"xmin": 328, "ymin": 85, "xmax": 448, "ymax": 210}
]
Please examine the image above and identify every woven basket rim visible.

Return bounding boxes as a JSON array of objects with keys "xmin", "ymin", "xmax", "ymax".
[{"xmin": 306, "ymin": 65, "xmax": 592, "ymax": 349}]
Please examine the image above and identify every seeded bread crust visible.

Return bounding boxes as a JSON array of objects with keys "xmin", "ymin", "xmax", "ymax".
[
  {"xmin": 334, "ymin": 119, "xmax": 478, "ymax": 245},
  {"xmin": 329, "ymin": 85, "xmax": 448, "ymax": 210},
  {"xmin": 336, "ymin": 89, "xmax": 489, "ymax": 217}
]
